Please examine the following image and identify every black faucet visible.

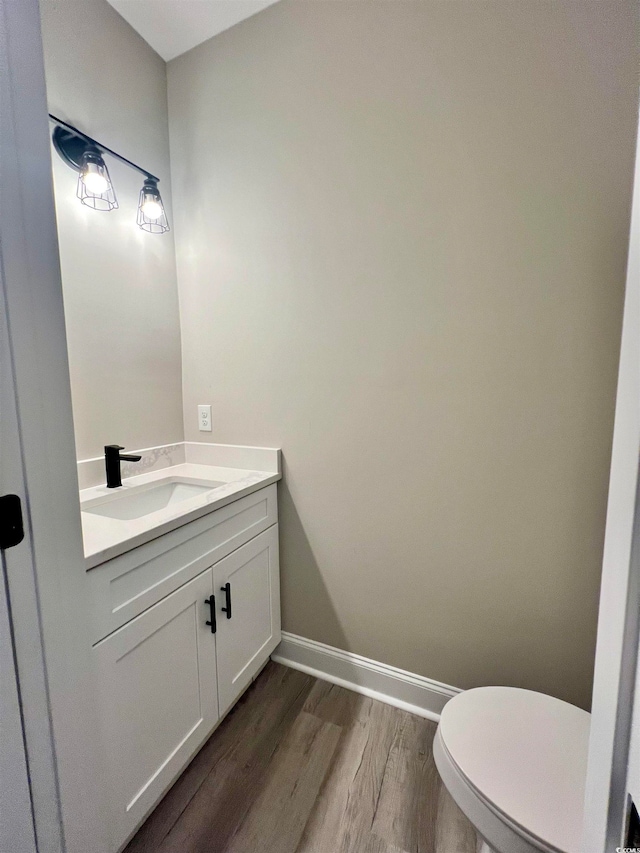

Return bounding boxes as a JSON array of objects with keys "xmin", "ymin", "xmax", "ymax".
[{"xmin": 104, "ymin": 445, "xmax": 142, "ymax": 489}]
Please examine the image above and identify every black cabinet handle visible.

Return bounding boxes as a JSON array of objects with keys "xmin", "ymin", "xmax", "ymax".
[
  {"xmin": 205, "ymin": 595, "xmax": 216, "ymax": 633},
  {"xmin": 221, "ymin": 583, "xmax": 232, "ymax": 619}
]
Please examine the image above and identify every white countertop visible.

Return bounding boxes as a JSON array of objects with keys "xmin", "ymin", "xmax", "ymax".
[{"xmin": 81, "ymin": 462, "xmax": 280, "ymax": 569}]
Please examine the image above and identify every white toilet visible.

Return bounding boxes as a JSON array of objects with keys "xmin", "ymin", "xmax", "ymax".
[{"xmin": 433, "ymin": 686, "xmax": 590, "ymax": 853}]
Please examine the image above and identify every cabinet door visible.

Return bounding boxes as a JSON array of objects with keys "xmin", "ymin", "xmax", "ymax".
[
  {"xmin": 94, "ymin": 568, "xmax": 218, "ymax": 852},
  {"xmin": 214, "ymin": 525, "xmax": 281, "ymax": 715}
]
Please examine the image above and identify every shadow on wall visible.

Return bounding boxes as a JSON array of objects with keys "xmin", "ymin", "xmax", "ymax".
[{"xmin": 277, "ymin": 455, "xmax": 348, "ymax": 655}]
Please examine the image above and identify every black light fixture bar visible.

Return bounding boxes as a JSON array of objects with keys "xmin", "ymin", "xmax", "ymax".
[{"xmin": 48, "ymin": 114, "xmax": 159, "ymax": 182}]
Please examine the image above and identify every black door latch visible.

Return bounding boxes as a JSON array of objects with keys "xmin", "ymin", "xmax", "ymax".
[{"xmin": 0, "ymin": 494, "xmax": 24, "ymax": 550}]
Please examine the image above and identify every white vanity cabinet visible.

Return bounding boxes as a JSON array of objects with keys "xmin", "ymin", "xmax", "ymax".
[
  {"xmin": 94, "ymin": 569, "xmax": 219, "ymax": 846},
  {"xmin": 88, "ymin": 484, "xmax": 280, "ymax": 853},
  {"xmin": 214, "ymin": 525, "xmax": 280, "ymax": 715}
]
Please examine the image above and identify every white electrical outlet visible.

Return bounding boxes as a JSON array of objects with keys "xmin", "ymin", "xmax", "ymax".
[{"xmin": 198, "ymin": 404, "xmax": 212, "ymax": 432}]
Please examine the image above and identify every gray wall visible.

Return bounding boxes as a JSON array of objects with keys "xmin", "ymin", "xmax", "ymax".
[
  {"xmin": 168, "ymin": 0, "xmax": 639, "ymax": 709},
  {"xmin": 40, "ymin": 0, "xmax": 184, "ymax": 461}
]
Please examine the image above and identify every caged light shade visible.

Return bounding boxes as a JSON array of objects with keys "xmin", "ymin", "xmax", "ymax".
[
  {"xmin": 77, "ymin": 149, "xmax": 118, "ymax": 211},
  {"xmin": 137, "ymin": 178, "xmax": 169, "ymax": 233}
]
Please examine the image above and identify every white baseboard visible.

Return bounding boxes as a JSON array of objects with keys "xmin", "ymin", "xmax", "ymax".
[{"xmin": 271, "ymin": 632, "xmax": 461, "ymax": 722}]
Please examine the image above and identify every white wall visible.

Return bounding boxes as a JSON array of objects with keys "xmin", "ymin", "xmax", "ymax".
[
  {"xmin": 40, "ymin": 0, "xmax": 184, "ymax": 461},
  {"xmin": 168, "ymin": 0, "xmax": 639, "ymax": 709}
]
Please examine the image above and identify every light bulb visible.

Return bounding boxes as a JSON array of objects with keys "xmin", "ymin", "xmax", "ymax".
[
  {"xmin": 141, "ymin": 198, "xmax": 162, "ymax": 220},
  {"xmin": 83, "ymin": 171, "xmax": 109, "ymax": 195}
]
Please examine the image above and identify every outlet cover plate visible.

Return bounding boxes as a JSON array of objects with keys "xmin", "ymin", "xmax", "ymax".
[{"xmin": 198, "ymin": 404, "xmax": 212, "ymax": 432}]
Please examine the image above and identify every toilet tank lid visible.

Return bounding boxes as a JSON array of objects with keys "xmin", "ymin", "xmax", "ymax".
[{"xmin": 438, "ymin": 686, "xmax": 590, "ymax": 853}]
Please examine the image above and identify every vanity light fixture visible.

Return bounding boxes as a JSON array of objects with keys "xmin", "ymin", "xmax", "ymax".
[{"xmin": 49, "ymin": 115, "xmax": 169, "ymax": 233}]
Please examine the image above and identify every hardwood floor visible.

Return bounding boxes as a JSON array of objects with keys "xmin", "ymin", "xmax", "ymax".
[{"xmin": 124, "ymin": 662, "xmax": 478, "ymax": 853}]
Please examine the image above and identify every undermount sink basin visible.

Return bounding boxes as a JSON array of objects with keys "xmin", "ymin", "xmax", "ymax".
[{"xmin": 81, "ymin": 478, "xmax": 225, "ymax": 521}]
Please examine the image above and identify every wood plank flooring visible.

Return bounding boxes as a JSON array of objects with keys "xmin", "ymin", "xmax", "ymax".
[{"xmin": 124, "ymin": 662, "xmax": 478, "ymax": 853}]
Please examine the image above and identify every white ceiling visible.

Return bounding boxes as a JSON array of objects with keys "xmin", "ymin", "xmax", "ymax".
[{"xmin": 105, "ymin": 0, "xmax": 281, "ymax": 61}]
